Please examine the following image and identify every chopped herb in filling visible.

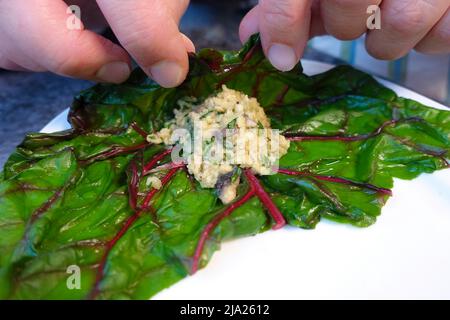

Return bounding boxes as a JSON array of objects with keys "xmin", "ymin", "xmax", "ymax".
[{"xmin": 147, "ymin": 86, "xmax": 290, "ymax": 203}]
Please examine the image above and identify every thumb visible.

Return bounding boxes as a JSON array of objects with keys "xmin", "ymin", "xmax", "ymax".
[
  {"xmin": 97, "ymin": 0, "xmax": 193, "ymax": 88},
  {"xmin": 258, "ymin": 0, "xmax": 312, "ymax": 71}
]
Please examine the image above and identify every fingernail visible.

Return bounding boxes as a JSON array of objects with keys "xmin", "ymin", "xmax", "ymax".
[
  {"xmin": 267, "ymin": 43, "xmax": 298, "ymax": 72},
  {"xmin": 96, "ymin": 62, "xmax": 130, "ymax": 84},
  {"xmin": 148, "ymin": 61, "xmax": 184, "ymax": 88}
]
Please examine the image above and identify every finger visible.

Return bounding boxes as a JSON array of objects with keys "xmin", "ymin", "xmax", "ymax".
[
  {"xmin": 166, "ymin": 0, "xmax": 190, "ymax": 20},
  {"xmin": 97, "ymin": 0, "xmax": 192, "ymax": 88},
  {"xmin": 0, "ymin": 45, "xmax": 46, "ymax": 72},
  {"xmin": 415, "ymin": 6, "xmax": 450, "ymax": 54},
  {"xmin": 366, "ymin": 0, "xmax": 449, "ymax": 60},
  {"xmin": 239, "ymin": 5, "xmax": 260, "ymax": 43},
  {"xmin": 0, "ymin": 0, "xmax": 131, "ymax": 83},
  {"xmin": 181, "ymin": 33, "xmax": 196, "ymax": 53},
  {"xmin": 258, "ymin": 0, "xmax": 313, "ymax": 71},
  {"xmin": 320, "ymin": 0, "xmax": 382, "ymax": 40},
  {"xmin": 309, "ymin": 0, "xmax": 326, "ymax": 38},
  {"xmin": 0, "ymin": 54, "xmax": 29, "ymax": 72}
]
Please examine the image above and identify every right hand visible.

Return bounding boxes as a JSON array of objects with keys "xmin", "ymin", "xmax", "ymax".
[{"xmin": 240, "ymin": 0, "xmax": 450, "ymax": 72}]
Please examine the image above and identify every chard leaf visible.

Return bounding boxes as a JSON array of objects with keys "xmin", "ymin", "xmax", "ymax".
[{"xmin": 1, "ymin": 35, "xmax": 449, "ymax": 299}]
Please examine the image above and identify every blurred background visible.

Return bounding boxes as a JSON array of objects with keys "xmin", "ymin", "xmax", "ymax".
[{"xmin": 1, "ymin": 0, "xmax": 449, "ymax": 167}]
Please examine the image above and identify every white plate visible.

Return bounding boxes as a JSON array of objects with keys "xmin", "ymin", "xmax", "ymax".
[{"xmin": 42, "ymin": 60, "xmax": 450, "ymax": 300}]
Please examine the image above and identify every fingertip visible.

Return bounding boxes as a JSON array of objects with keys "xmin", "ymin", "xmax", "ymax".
[
  {"xmin": 239, "ymin": 20, "xmax": 254, "ymax": 44},
  {"xmin": 257, "ymin": 0, "xmax": 311, "ymax": 71},
  {"xmin": 147, "ymin": 60, "xmax": 186, "ymax": 88},
  {"xmin": 142, "ymin": 33, "xmax": 190, "ymax": 88},
  {"xmin": 239, "ymin": 6, "xmax": 260, "ymax": 43},
  {"xmin": 181, "ymin": 33, "xmax": 196, "ymax": 53},
  {"xmin": 97, "ymin": 0, "xmax": 191, "ymax": 87},
  {"xmin": 267, "ymin": 43, "xmax": 298, "ymax": 71},
  {"xmin": 144, "ymin": 37, "xmax": 189, "ymax": 88}
]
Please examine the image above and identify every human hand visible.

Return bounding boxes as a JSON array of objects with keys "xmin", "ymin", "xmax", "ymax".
[
  {"xmin": 240, "ymin": 0, "xmax": 450, "ymax": 71},
  {"xmin": 0, "ymin": 0, "xmax": 194, "ymax": 87}
]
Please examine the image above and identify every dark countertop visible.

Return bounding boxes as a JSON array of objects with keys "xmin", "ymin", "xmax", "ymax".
[{"xmin": 0, "ymin": 1, "xmax": 339, "ymax": 168}]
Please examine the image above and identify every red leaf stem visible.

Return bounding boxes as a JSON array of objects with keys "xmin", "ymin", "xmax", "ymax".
[
  {"xmin": 130, "ymin": 122, "xmax": 149, "ymax": 139},
  {"xmin": 284, "ymin": 118, "xmax": 422, "ymax": 142},
  {"xmin": 143, "ymin": 148, "xmax": 173, "ymax": 174},
  {"xmin": 191, "ymin": 169, "xmax": 286, "ymax": 274},
  {"xmin": 244, "ymin": 170, "xmax": 286, "ymax": 229},
  {"xmin": 88, "ymin": 166, "xmax": 180, "ymax": 299},
  {"xmin": 277, "ymin": 168, "xmax": 392, "ymax": 196}
]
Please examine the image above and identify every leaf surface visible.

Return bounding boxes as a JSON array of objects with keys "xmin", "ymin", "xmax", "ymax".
[{"xmin": 1, "ymin": 35, "xmax": 449, "ymax": 299}]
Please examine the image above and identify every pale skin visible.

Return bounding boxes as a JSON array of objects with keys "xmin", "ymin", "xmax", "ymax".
[{"xmin": 0, "ymin": 0, "xmax": 449, "ymax": 88}]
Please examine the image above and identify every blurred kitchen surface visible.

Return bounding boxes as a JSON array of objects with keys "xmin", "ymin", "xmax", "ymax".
[{"xmin": 0, "ymin": 0, "xmax": 449, "ymax": 167}]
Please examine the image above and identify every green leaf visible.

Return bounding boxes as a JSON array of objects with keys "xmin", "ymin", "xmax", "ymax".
[{"xmin": 1, "ymin": 35, "xmax": 449, "ymax": 299}]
